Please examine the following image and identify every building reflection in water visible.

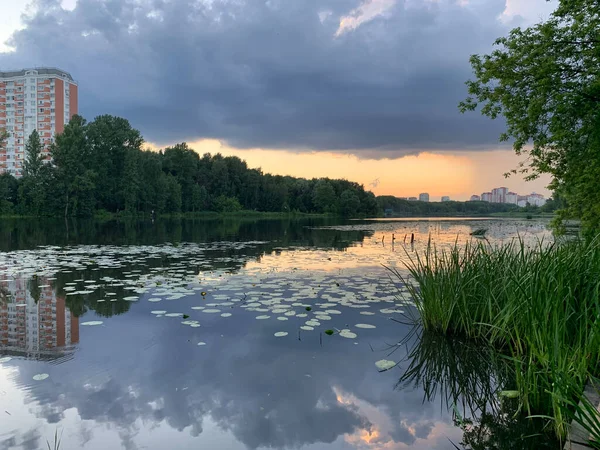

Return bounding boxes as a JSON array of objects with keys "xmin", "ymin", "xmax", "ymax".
[{"xmin": 0, "ymin": 276, "xmax": 79, "ymax": 361}]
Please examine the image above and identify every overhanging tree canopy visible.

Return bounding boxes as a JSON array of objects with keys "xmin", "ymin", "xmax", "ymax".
[{"xmin": 459, "ymin": 0, "xmax": 600, "ymax": 232}]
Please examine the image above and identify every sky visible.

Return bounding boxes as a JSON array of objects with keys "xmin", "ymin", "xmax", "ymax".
[{"xmin": 0, "ymin": 0, "xmax": 557, "ymax": 200}]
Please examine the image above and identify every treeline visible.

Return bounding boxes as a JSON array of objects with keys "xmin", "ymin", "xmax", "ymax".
[
  {"xmin": 0, "ymin": 115, "xmax": 378, "ymax": 217},
  {"xmin": 377, "ymin": 196, "xmax": 524, "ymax": 216}
]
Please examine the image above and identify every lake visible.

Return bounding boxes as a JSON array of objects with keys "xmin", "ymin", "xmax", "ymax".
[{"xmin": 0, "ymin": 217, "xmax": 555, "ymax": 450}]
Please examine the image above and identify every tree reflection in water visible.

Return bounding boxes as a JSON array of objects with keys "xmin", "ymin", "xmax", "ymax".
[{"xmin": 395, "ymin": 330, "xmax": 559, "ymax": 449}]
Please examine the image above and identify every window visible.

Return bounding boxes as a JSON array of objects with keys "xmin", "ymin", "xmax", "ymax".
[
  {"xmin": 30, "ymin": 94, "xmax": 35, "ymax": 98},
  {"xmin": 31, "ymin": 101, "xmax": 35, "ymax": 106}
]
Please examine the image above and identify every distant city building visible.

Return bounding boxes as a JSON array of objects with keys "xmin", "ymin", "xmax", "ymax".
[
  {"xmin": 419, "ymin": 193, "xmax": 430, "ymax": 202},
  {"xmin": 506, "ymin": 192, "xmax": 519, "ymax": 205},
  {"xmin": 527, "ymin": 193, "xmax": 546, "ymax": 207},
  {"xmin": 491, "ymin": 187, "xmax": 509, "ymax": 204},
  {"xmin": 408, "ymin": 197, "xmax": 418, "ymax": 201},
  {"xmin": 478, "ymin": 186, "xmax": 545, "ymax": 207},
  {"xmin": 441, "ymin": 196, "xmax": 450, "ymax": 202},
  {"xmin": 470, "ymin": 195, "xmax": 481, "ymax": 202},
  {"xmin": 0, "ymin": 68, "xmax": 78, "ymax": 177}
]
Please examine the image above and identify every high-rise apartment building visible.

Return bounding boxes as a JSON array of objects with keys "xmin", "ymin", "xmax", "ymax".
[
  {"xmin": 470, "ymin": 195, "xmax": 481, "ymax": 202},
  {"xmin": 441, "ymin": 196, "xmax": 450, "ymax": 202},
  {"xmin": 0, "ymin": 68, "xmax": 78, "ymax": 177},
  {"xmin": 0, "ymin": 276, "xmax": 79, "ymax": 360},
  {"xmin": 481, "ymin": 192, "xmax": 492, "ymax": 202},
  {"xmin": 491, "ymin": 187, "xmax": 509, "ymax": 204},
  {"xmin": 506, "ymin": 192, "xmax": 519, "ymax": 205},
  {"xmin": 419, "ymin": 193, "xmax": 430, "ymax": 202}
]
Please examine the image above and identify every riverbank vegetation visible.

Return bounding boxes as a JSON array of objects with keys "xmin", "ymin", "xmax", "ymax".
[
  {"xmin": 459, "ymin": 0, "xmax": 600, "ymax": 237},
  {"xmin": 395, "ymin": 239, "xmax": 600, "ymax": 444},
  {"xmin": 0, "ymin": 116, "xmax": 377, "ymax": 218},
  {"xmin": 399, "ymin": 0, "xmax": 600, "ymax": 445},
  {"xmin": 377, "ymin": 195, "xmax": 559, "ymax": 217}
]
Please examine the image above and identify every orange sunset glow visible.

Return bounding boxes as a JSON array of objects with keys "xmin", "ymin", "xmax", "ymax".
[{"xmin": 181, "ymin": 139, "xmax": 551, "ymax": 201}]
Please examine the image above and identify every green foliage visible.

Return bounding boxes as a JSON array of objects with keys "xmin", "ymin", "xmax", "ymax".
[
  {"xmin": 213, "ymin": 195, "xmax": 242, "ymax": 213},
  {"xmin": 393, "ymin": 238, "xmax": 600, "ymax": 441},
  {"xmin": 51, "ymin": 115, "xmax": 94, "ymax": 217},
  {"xmin": 3, "ymin": 114, "xmax": 377, "ymax": 217},
  {"xmin": 397, "ymin": 333, "xmax": 558, "ymax": 448},
  {"xmin": 23, "ymin": 130, "xmax": 45, "ymax": 178},
  {"xmin": 312, "ymin": 180, "xmax": 337, "ymax": 213},
  {"xmin": 340, "ymin": 189, "xmax": 360, "ymax": 217},
  {"xmin": 377, "ymin": 196, "xmax": 520, "ymax": 216},
  {"xmin": 460, "ymin": 1, "xmax": 600, "ymax": 233}
]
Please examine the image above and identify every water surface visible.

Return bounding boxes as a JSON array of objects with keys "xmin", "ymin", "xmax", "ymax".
[{"xmin": 0, "ymin": 217, "xmax": 553, "ymax": 450}]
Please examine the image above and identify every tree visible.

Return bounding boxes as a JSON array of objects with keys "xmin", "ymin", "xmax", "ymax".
[
  {"xmin": 23, "ymin": 130, "xmax": 44, "ymax": 178},
  {"xmin": 213, "ymin": 195, "xmax": 242, "ymax": 213},
  {"xmin": 164, "ymin": 174, "xmax": 182, "ymax": 213},
  {"xmin": 191, "ymin": 184, "xmax": 208, "ymax": 212},
  {"xmin": 312, "ymin": 179, "xmax": 337, "ymax": 213},
  {"xmin": 51, "ymin": 115, "xmax": 95, "ymax": 217},
  {"xmin": 459, "ymin": 0, "xmax": 600, "ymax": 234},
  {"xmin": 86, "ymin": 115, "xmax": 144, "ymax": 212},
  {"xmin": 340, "ymin": 189, "xmax": 360, "ymax": 217}
]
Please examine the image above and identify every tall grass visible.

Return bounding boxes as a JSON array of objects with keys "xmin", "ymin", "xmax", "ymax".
[{"xmin": 391, "ymin": 238, "xmax": 600, "ymax": 441}]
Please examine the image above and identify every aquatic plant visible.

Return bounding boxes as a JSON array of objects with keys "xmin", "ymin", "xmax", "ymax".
[
  {"xmin": 391, "ymin": 237, "xmax": 600, "ymax": 441},
  {"xmin": 46, "ymin": 429, "xmax": 63, "ymax": 450},
  {"xmin": 396, "ymin": 331, "xmax": 558, "ymax": 448}
]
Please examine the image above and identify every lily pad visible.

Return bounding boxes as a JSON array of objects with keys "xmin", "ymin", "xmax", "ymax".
[
  {"xmin": 339, "ymin": 329, "xmax": 357, "ymax": 339},
  {"xmin": 81, "ymin": 321, "xmax": 103, "ymax": 326},
  {"xmin": 274, "ymin": 332, "xmax": 288, "ymax": 337},
  {"xmin": 375, "ymin": 360, "xmax": 396, "ymax": 371},
  {"xmin": 355, "ymin": 324, "xmax": 376, "ymax": 329},
  {"xmin": 33, "ymin": 373, "xmax": 49, "ymax": 381}
]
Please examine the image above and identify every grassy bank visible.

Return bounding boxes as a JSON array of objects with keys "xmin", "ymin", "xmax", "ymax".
[{"xmin": 393, "ymin": 239, "xmax": 600, "ymax": 444}]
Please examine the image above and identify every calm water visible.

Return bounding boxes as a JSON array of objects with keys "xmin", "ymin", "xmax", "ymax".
[{"xmin": 0, "ymin": 217, "xmax": 553, "ymax": 450}]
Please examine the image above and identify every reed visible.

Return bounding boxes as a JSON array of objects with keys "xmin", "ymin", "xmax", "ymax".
[{"xmin": 391, "ymin": 237, "xmax": 600, "ymax": 441}]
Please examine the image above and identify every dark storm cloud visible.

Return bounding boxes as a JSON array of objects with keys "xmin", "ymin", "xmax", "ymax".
[{"xmin": 0, "ymin": 0, "xmax": 515, "ymax": 155}]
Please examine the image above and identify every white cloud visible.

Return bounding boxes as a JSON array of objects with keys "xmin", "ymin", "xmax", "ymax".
[
  {"xmin": 335, "ymin": 0, "xmax": 396, "ymax": 37},
  {"xmin": 0, "ymin": 0, "xmax": 77, "ymax": 53},
  {"xmin": 500, "ymin": 0, "xmax": 557, "ymax": 24}
]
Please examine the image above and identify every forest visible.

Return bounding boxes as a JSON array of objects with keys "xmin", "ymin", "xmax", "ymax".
[{"xmin": 0, "ymin": 115, "xmax": 378, "ymax": 217}]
